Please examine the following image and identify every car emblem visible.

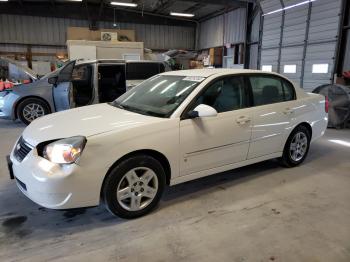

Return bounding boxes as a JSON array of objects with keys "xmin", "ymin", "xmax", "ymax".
[{"xmin": 16, "ymin": 143, "xmax": 21, "ymax": 151}]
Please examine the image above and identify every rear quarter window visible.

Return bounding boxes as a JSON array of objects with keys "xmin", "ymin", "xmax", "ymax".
[{"xmin": 281, "ymin": 79, "xmax": 296, "ymax": 101}]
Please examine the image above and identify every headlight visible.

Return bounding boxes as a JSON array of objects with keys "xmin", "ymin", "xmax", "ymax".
[{"xmin": 43, "ymin": 136, "xmax": 87, "ymax": 164}]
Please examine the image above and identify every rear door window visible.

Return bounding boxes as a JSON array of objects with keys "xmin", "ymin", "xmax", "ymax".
[
  {"xmin": 126, "ymin": 62, "xmax": 163, "ymax": 80},
  {"xmin": 248, "ymin": 75, "xmax": 295, "ymax": 106}
]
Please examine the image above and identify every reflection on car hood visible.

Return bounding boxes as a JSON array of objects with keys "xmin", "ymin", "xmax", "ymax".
[
  {"xmin": 22, "ymin": 103, "xmax": 165, "ymax": 146},
  {"xmin": 11, "ymin": 77, "xmax": 50, "ymax": 93}
]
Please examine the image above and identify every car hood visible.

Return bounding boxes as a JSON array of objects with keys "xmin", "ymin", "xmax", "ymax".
[
  {"xmin": 11, "ymin": 77, "xmax": 51, "ymax": 93},
  {"xmin": 22, "ymin": 103, "xmax": 166, "ymax": 146},
  {"xmin": 0, "ymin": 56, "xmax": 38, "ymax": 81}
]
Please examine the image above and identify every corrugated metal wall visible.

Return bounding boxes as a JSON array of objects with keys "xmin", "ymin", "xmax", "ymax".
[
  {"xmin": 0, "ymin": 14, "xmax": 195, "ymax": 52},
  {"xmin": 260, "ymin": 0, "xmax": 282, "ymax": 72},
  {"xmin": 198, "ymin": 15, "xmax": 224, "ymax": 49},
  {"xmin": 248, "ymin": 9, "xmax": 262, "ymax": 69},
  {"xmin": 98, "ymin": 21, "xmax": 195, "ymax": 50},
  {"xmin": 0, "ymin": 15, "xmax": 89, "ymax": 46},
  {"xmin": 198, "ymin": 8, "xmax": 246, "ymax": 50},
  {"xmin": 249, "ymin": 44, "xmax": 259, "ymax": 69},
  {"xmin": 259, "ymin": 0, "xmax": 342, "ymax": 91},
  {"xmin": 342, "ymin": 13, "xmax": 350, "ymax": 72},
  {"xmin": 303, "ymin": 0, "xmax": 341, "ymax": 90}
]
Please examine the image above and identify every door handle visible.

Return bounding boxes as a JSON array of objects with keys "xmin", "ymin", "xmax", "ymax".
[
  {"xmin": 236, "ymin": 116, "xmax": 251, "ymax": 125},
  {"xmin": 283, "ymin": 108, "xmax": 294, "ymax": 115}
]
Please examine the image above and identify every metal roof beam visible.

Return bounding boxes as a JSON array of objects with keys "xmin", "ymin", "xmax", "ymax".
[
  {"xmin": 153, "ymin": 0, "xmax": 174, "ymax": 13},
  {"xmin": 184, "ymin": 2, "xmax": 207, "ymax": 13},
  {"xmin": 0, "ymin": 1, "xmax": 196, "ymax": 27},
  {"xmin": 178, "ymin": 0, "xmax": 254, "ymax": 5}
]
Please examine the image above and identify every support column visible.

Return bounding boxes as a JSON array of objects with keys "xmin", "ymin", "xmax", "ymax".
[
  {"xmin": 277, "ymin": 0, "xmax": 285, "ymax": 73},
  {"xmin": 300, "ymin": 2, "xmax": 312, "ymax": 88}
]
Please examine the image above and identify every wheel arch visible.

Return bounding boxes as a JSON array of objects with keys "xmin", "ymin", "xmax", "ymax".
[
  {"xmin": 14, "ymin": 95, "xmax": 52, "ymax": 119},
  {"xmin": 280, "ymin": 122, "xmax": 313, "ymax": 167},
  {"xmin": 100, "ymin": 149, "xmax": 172, "ymax": 197},
  {"xmin": 295, "ymin": 122, "xmax": 312, "ymax": 140},
  {"xmin": 283, "ymin": 122, "xmax": 313, "ymax": 152}
]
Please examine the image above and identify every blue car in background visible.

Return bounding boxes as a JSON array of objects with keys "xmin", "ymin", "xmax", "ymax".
[{"xmin": 0, "ymin": 58, "xmax": 167, "ymax": 125}]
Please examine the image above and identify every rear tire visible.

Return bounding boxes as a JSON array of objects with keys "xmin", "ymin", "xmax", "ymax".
[
  {"xmin": 102, "ymin": 155, "xmax": 166, "ymax": 219},
  {"xmin": 17, "ymin": 98, "xmax": 50, "ymax": 125},
  {"xmin": 280, "ymin": 125, "xmax": 311, "ymax": 167}
]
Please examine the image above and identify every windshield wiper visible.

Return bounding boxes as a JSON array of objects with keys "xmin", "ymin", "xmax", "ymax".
[
  {"xmin": 110, "ymin": 102, "xmax": 138, "ymax": 114},
  {"xmin": 109, "ymin": 101, "xmax": 125, "ymax": 110},
  {"xmin": 109, "ymin": 102, "xmax": 165, "ymax": 118}
]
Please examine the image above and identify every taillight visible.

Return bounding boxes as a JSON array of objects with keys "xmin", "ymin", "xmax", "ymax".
[{"xmin": 325, "ymin": 96, "xmax": 329, "ymax": 113}]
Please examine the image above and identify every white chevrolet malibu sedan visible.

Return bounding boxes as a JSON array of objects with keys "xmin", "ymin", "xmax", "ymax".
[{"xmin": 7, "ymin": 69, "xmax": 328, "ymax": 218}]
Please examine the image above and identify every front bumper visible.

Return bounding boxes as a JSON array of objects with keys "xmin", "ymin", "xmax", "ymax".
[
  {"xmin": 0, "ymin": 111, "xmax": 11, "ymax": 119},
  {"xmin": 6, "ymin": 155, "xmax": 14, "ymax": 179},
  {"xmin": 10, "ymin": 147, "xmax": 98, "ymax": 209}
]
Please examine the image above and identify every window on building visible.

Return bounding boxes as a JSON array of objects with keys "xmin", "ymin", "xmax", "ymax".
[
  {"xmin": 312, "ymin": 64, "xmax": 329, "ymax": 74},
  {"xmin": 284, "ymin": 64, "xmax": 297, "ymax": 74},
  {"xmin": 262, "ymin": 65, "xmax": 273, "ymax": 72}
]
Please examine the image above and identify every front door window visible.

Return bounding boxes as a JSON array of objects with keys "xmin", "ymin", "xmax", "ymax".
[{"xmin": 191, "ymin": 76, "xmax": 247, "ymax": 113}]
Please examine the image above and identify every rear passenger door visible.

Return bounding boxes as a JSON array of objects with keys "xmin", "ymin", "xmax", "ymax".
[
  {"xmin": 126, "ymin": 62, "xmax": 165, "ymax": 91},
  {"xmin": 247, "ymin": 74, "xmax": 296, "ymax": 159}
]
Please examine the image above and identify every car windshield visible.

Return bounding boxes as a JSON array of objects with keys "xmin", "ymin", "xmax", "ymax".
[{"xmin": 112, "ymin": 75, "xmax": 203, "ymax": 117}]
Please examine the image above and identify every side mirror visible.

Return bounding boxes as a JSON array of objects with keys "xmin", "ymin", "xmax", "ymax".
[
  {"xmin": 187, "ymin": 104, "xmax": 218, "ymax": 119},
  {"xmin": 48, "ymin": 76, "xmax": 58, "ymax": 85}
]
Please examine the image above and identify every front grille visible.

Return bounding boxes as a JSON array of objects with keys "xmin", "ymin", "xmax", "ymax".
[{"xmin": 14, "ymin": 137, "xmax": 33, "ymax": 162}]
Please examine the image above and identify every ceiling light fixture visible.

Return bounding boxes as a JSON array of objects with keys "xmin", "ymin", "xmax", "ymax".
[
  {"xmin": 263, "ymin": 0, "xmax": 316, "ymax": 16},
  {"xmin": 110, "ymin": 1, "xmax": 137, "ymax": 7},
  {"xmin": 170, "ymin": 12, "xmax": 195, "ymax": 17},
  {"xmin": 0, "ymin": 0, "xmax": 9, "ymax": 2}
]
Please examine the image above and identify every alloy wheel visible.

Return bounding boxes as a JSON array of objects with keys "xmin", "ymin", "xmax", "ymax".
[
  {"xmin": 116, "ymin": 167, "xmax": 159, "ymax": 211},
  {"xmin": 22, "ymin": 103, "xmax": 45, "ymax": 122},
  {"xmin": 289, "ymin": 132, "xmax": 308, "ymax": 162}
]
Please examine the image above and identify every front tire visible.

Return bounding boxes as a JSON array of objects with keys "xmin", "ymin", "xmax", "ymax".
[
  {"xmin": 17, "ymin": 98, "xmax": 50, "ymax": 125},
  {"xmin": 280, "ymin": 125, "xmax": 311, "ymax": 167},
  {"xmin": 102, "ymin": 155, "xmax": 166, "ymax": 219}
]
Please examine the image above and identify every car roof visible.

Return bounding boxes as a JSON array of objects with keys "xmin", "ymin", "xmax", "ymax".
[
  {"xmin": 126, "ymin": 60, "xmax": 165, "ymax": 64},
  {"xmin": 76, "ymin": 59, "xmax": 164, "ymax": 65},
  {"xmin": 160, "ymin": 68, "xmax": 282, "ymax": 78}
]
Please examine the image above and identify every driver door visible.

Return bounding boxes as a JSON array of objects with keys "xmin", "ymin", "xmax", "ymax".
[
  {"xmin": 179, "ymin": 76, "xmax": 253, "ymax": 176},
  {"xmin": 53, "ymin": 60, "xmax": 75, "ymax": 111}
]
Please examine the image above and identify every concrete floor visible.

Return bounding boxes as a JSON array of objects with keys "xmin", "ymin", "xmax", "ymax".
[{"xmin": 0, "ymin": 119, "xmax": 350, "ymax": 262}]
